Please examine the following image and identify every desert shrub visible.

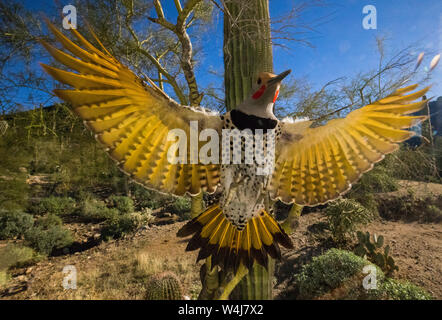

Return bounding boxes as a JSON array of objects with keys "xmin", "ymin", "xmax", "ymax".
[
  {"xmin": 0, "ymin": 244, "xmax": 43, "ymax": 270},
  {"xmin": 0, "ymin": 175, "xmax": 29, "ymax": 211},
  {"xmin": 295, "ymin": 249, "xmax": 383, "ymax": 299},
  {"xmin": 101, "ymin": 214, "xmax": 136, "ymax": 240},
  {"xmin": 35, "ymin": 213, "xmax": 63, "ymax": 229},
  {"xmin": 78, "ymin": 198, "xmax": 119, "ymax": 222},
  {"xmin": 370, "ymin": 278, "xmax": 433, "ymax": 300},
  {"xmin": 377, "ymin": 192, "xmax": 442, "ymax": 223},
  {"xmin": 108, "ymin": 195, "xmax": 134, "ymax": 214},
  {"xmin": 351, "ymin": 165, "xmax": 398, "ymax": 194},
  {"xmin": 29, "ymin": 196, "xmax": 76, "ymax": 216},
  {"xmin": 383, "ymin": 146, "xmax": 440, "ymax": 182},
  {"xmin": 169, "ymin": 197, "xmax": 191, "ymax": 218},
  {"xmin": 130, "ymin": 183, "xmax": 171, "ymax": 210},
  {"xmin": 130, "ymin": 208, "xmax": 155, "ymax": 227},
  {"xmin": 324, "ymin": 199, "xmax": 376, "ymax": 245},
  {"xmin": 293, "ymin": 249, "xmax": 430, "ymax": 300},
  {"xmin": 0, "ymin": 210, "xmax": 34, "ymax": 240},
  {"xmin": 346, "ymin": 165, "xmax": 398, "ymax": 212},
  {"xmin": 24, "ymin": 225, "xmax": 73, "ymax": 255},
  {"xmin": 425, "ymin": 204, "xmax": 442, "ymax": 222}
]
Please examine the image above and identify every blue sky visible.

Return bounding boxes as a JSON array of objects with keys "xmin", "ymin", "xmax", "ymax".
[
  {"xmin": 194, "ymin": 0, "xmax": 442, "ymax": 101},
  {"xmin": 267, "ymin": 0, "xmax": 442, "ymax": 96},
  {"xmin": 12, "ymin": 0, "xmax": 442, "ymax": 108}
]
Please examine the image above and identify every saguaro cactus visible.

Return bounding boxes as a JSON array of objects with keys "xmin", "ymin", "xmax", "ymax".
[
  {"xmin": 225, "ymin": 0, "xmax": 274, "ymax": 300},
  {"xmin": 224, "ymin": 0, "xmax": 273, "ymax": 111}
]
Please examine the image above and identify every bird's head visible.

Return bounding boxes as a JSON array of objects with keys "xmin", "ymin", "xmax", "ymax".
[{"xmin": 238, "ymin": 70, "xmax": 291, "ymax": 119}]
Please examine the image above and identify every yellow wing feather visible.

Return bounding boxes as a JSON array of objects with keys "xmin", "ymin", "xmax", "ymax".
[
  {"xmin": 271, "ymin": 85, "xmax": 429, "ymax": 205},
  {"xmin": 41, "ymin": 21, "xmax": 222, "ymax": 196}
]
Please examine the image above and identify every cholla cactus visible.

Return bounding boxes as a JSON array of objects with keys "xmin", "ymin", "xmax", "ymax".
[{"xmin": 146, "ymin": 272, "xmax": 183, "ymax": 300}]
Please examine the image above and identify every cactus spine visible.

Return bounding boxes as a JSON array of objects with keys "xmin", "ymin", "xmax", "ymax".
[{"xmin": 146, "ymin": 272, "xmax": 183, "ymax": 300}]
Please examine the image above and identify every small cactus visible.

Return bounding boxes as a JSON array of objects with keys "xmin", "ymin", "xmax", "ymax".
[
  {"xmin": 146, "ymin": 272, "xmax": 183, "ymax": 300},
  {"xmin": 354, "ymin": 231, "xmax": 398, "ymax": 275}
]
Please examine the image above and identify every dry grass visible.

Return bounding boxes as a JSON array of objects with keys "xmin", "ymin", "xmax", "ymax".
[{"xmin": 3, "ymin": 230, "xmax": 202, "ymax": 300}]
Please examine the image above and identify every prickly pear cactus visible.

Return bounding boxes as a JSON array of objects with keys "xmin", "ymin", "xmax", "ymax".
[
  {"xmin": 146, "ymin": 272, "xmax": 183, "ymax": 300},
  {"xmin": 354, "ymin": 231, "xmax": 398, "ymax": 275}
]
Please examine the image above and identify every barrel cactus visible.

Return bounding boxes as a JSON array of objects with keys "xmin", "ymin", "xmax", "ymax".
[{"xmin": 146, "ymin": 272, "xmax": 183, "ymax": 300}]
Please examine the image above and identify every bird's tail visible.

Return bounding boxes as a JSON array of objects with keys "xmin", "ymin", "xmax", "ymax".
[{"xmin": 177, "ymin": 204, "xmax": 293, "ymax": 271}]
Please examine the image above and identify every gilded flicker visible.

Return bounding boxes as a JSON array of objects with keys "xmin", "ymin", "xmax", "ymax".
[{"xmin": 41, "ymin": 22, "xmax": 429, "ymax": 271}]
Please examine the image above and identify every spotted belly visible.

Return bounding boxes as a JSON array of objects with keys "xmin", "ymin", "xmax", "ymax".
[{"xmin": 219, "ymin": 112, "xmax": 281, "ymax": 230}]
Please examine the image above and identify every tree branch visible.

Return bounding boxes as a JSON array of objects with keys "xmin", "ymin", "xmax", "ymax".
[
  {"xmin": 173, "ymin": 0, "xmax": 183, "ymax": 13},
  {"xmin": 149, "ymin": 0, "xmax": 204, "ymax": 106},
  {"xmin": 123, "ymin": 2, "xmax": 188, "ymax": 105}
]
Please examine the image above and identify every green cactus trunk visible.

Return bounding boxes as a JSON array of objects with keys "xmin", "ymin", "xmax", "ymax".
[
  {"xmin": 198, "ymin": 0, "xmax": 275, "ymax": 300},
  {"xmin": 225, "ymin": 0, "xmax": 274, "ymax": 300},
  {"xmin": 230, "ymin": 260, "xmax": 275, "ymax": 299},
  {"xmin": 190, "ymin": 191, "xmax": 204, "ymax": 218},
  {"xmin": 223, "ymin": 0, "xmax": 273, "ymax": 111}
]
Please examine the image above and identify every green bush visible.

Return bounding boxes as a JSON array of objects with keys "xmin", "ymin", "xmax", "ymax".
[
  {"xmin": 377, "ymin": 192, "xmax": 442, "ymax": 223},
  {"xmin": 130, "ymin": 183, "xmax": 171, "ymax": 210},
  {"xmin": 101, "ymin": 214, "xmax": 137, "ymax": 240},
  {"xmin": 425, "ymin": 204, "xmax": 442, "ymax": 222},
  {"xmin": 292, "ymin": 249, "xmax": 430, "ymax": 300},
  {"xmin": 0, "ymin": 244, "xmax": 43, "ymax": 270},
  {"xmin": 108, "ymin": 195, "xmax": 134, "ymax": 214},
  {"xmin": 324, "ymin": 199, "xmax": 375, "ymax": 245},
  {"xmin": 79, "ymin": 198, "xmax": 119, "ymax": 222},
  {"xmin": 0, "ymin": 210, "xmax": 34, "ymax": 240},
  {"xmin": 0, "ymin": 175, "xmax": 29, "ymax": 211},
  {"xmin": 29, "ymin": 196, "xmax": 76, "ymax": 216},
  {"xmin": 383, "ymin": 146, "xmax": 439, "ymax": 182},
  {"xmin": 24, "ymin": 225, "xmax": 73, "ymax": 255},
  {"xmin": 346, "ymin": 165, "xmax": 398, "ymax": 213},
  {"xmin": 295, "ymin": 249, "xmax": 383, "ymax": 299},
  {"xmin": 35, "ymin": 213, "xmax": 63, "ymax": 229},
  {"xmin": 371, "ymin": 278, "xmax": 433, "ymax": 300},
  {"xmin": 350, "ymin": 165, "xmax": 398, "ymax": 194},
  {"xmin": 130, "ymin": 208, "xmax": 155, "ymax": 227},
  {"xmin": 169, "ymin": 197, "xmax": 191, "ymax": 218}
]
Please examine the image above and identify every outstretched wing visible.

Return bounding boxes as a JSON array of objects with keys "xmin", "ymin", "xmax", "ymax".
[
  {"xmin": 269, "ymin": 85, "xmax": 429, "ymax": 205},
  {"xmin": 41, "ymin": 21, "xmax": 222, "ymax": 196}
]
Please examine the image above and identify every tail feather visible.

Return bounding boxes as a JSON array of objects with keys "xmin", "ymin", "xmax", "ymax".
[{"xmin": 177, "ymin": 204, "xmax": 293, "ymax": 271}]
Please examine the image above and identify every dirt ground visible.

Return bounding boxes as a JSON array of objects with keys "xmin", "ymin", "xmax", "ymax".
[
  {"xmin": 2, "ymin": 208, "xmax": 441, "ymax": 299},
  {"xmin": 275, "ymin": 212, "xmax": 442, "ymax": 299}
]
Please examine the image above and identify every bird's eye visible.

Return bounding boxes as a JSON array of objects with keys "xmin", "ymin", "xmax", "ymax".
[{"xmin": 257, "ymin": 78, "xmax": 262, "ymax": 85}]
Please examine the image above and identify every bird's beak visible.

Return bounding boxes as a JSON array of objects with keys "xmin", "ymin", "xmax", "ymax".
[{"xmin": 268, "ymin": 69, "xmax": 291, "ymax": 86}]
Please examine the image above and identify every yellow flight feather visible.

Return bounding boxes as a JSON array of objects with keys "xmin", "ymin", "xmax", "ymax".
[
  {"xmin": 271, "ymin": 84, "xmax": 430, "ymax": 205},
  {"xmin": 41, "ymin": 20, "xmax": 222, "ymax": 196}
]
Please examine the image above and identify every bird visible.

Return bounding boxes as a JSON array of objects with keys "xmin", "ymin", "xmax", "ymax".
[{"xmin": 41, "ymin": 21, "xmax": 430, "ymax": 272}]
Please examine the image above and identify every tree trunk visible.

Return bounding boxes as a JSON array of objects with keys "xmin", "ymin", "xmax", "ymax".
[{"xmin": 225, "ymin": 0, "xmax": 274, "ymax": 300}]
